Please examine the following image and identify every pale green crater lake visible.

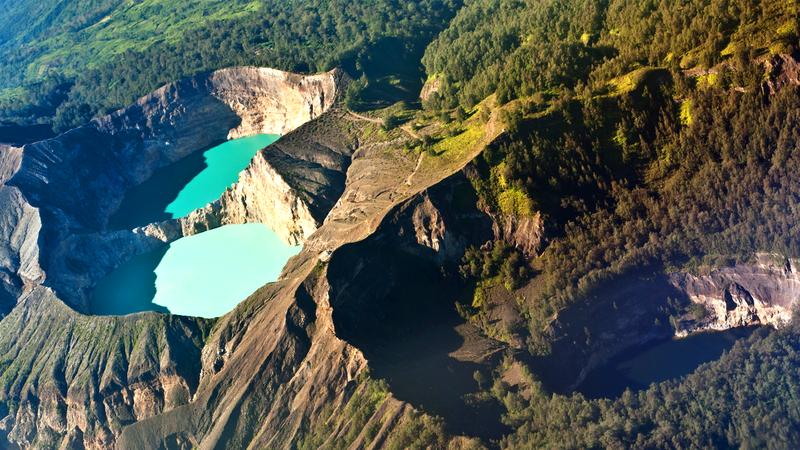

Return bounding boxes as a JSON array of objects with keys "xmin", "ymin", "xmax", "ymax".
[{"xmin": 92, "ymin": 134, "xmax": 300, "ymax": 317}]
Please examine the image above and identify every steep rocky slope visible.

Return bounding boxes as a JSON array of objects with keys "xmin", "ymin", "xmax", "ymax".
[
  {"xmin": 179, "ymin": 109, "xmax": 358, "ymax": 245},
  {"xmin": 670, "ymin": 253, "xmax": 800, "ymax": 335},
  {"xmin": 0, "ymin": 288, "xmax": 211, "ymax": 449}
]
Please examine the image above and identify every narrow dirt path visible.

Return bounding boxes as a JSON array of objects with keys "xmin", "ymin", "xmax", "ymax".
[
  {"xmin": 404, "ymin": 152, "xmax": 425, "ymax": 186},
  {"xmin": 347, "ymin": 110, "xmax": 420, "ymax": 141},
  {"xmin": 347, "ymin": 110, "xmax": 383, "ymax": 124}
]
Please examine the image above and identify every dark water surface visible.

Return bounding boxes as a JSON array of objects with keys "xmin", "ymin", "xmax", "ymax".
[
  {"xmin": 89, "ymin": 247, "xmax": 170, "ymax": 315},
  {"xmin": 0, "ymin": 123, "xmax": 54, "ymax": 145},
  {"xmin": 108, "ymin": 149, "xmax": 208, "ymax": 230},
  {"xmin": 578, "ymin": 327, "xmax": 756, "ymax": 399}
]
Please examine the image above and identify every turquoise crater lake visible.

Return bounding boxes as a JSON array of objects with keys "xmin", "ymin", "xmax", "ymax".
[
  {"xmin": 91, "ymin": 224, "xmax": 300, "ymax": 317},
  {"xmin": 166, "ymin": 134, "xmax": 279, "ymax": 218},
  {"xmin": 93, "ymin": 135, "xmax": 300, "ymax": 317},
  {"xmin": 110, "ymin": 134, "xmax": 279, "ymax": 229}
]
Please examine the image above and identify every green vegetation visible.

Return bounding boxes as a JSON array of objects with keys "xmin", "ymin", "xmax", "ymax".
[
  {"xmin": 296, "ymin": 375, "xmax": 390, "ymax": 450},
  {"xmin": 460, "ymin": 242, "xmax": 531, "ymax": 291},
  {"xmin": 422, "ymin": 0, "xmax": 794, "ymax": 109},
  {"xmin": 416, "ymin": 2, "xmax": 800, "ymax": 445},
  {"xmin": 295, "ymin": 373, "xmax": 452, "ymax": 449},
  {"xmin": 0, "ymin": 0, "xmax": 461, "ymax": 130},
  {"xmin": 497, "ymin": 187, "xmax": 534, "ymax": 217}
]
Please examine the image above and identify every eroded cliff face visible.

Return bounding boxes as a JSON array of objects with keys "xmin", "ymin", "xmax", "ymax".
[
  {"xmin": 209, "ymin": 67, "xmax": 338, "ymax": 138},
  {"xmin": 763, "ymin": 53, "xmax": 800, "ymax": 96},
  {"xmin": 670, "ymin": 253, "xmax": 800, "ymax": 336},
  {"xmin": 0, "ymin": 145, "xmax": 21, "ymax": 184},
  {"xmin": 177, "ymin": 109, "xmax": 356, "ymax": 245},
  {"xmin": 0, "ymin": 188, "xmax": 42, "ymax": 310}
]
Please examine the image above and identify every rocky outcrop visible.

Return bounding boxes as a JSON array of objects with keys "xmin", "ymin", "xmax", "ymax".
[
  {"xmin": 209, "ymin": 67, "xmax": 339, "ymax": 138},
  {"xmin": 0, "ymin": 146, "xmax": 32, "ymax": 312},
  {"xmin": 420, "ymin": 74, "xmax": 443, "ymax": 103},
  {"xmin": 0, "ymin": 145, "xmax": 21, "ymax": 184},
  {"xmin": 392, "ymin": 172, "xmax": 494, "ymax": 263},
  {"xmin": 492, "ymin": 212, "xmax": 544, "ymax": 256},
  {"xmin": 0, "ymin": 187, "xmax": 42, "ymax": 312},
  {"xmin": 670, "ymin": 253, "xmax": 800, "ymax": 336},
  {"xmin": 178, "ymin": 110, "xmax": 356, "ymax": 245},
  {"xmin": 461, "ymin": 165, "xmax": 545, "ymax": 256},
  {"xmin": 763, "ymin": 52, "xmax": 800, "ymax": 96}
]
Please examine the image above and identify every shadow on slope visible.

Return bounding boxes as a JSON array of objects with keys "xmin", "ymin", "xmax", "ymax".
[
  {"xmin": 328, "ymin": 241, "xmax": 509, "ymax": 441},
  {"xmin": 108, "ymin": 148, "xmax": 210, "ymax": 230}
]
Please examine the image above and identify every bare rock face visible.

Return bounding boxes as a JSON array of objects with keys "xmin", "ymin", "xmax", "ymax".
[
  {"xmin": 177, "ymin": 150, "xmax": 318, "ymax": 245},
  {"xmin": 493, "ymin": 212, "xmax": 544, "ymax": 256},
  {"xmin": 0, "ymin": 187, "xmax": 43, "ymax": 311},
  {"xmin": 396, "ymin": 173, "xmax": 494, "ymax": 263},
  {"xmin": 459, "ymin": 164, "xmax": 545, "ymax": 256},
  {"xmin": 763, "ymin": 53, "xmax": 800, "ymax": 95},
  {"xmin": 670, "ymin": 253, "xmax": 800, "ymax": 336},
  {"xmin": 420, "ymin": 75, "xmax": 443, "ymax": 103},
  {"xmin": 178, "ymin": 110, "xmax": 356, "ymax": 245},
  {"xmin": 209, "ymin": 67, "xmax": 339, "ymax": 138},
  {"xmin": 0, "ymin": 145, "xmax": 21, "ymax": 184}
]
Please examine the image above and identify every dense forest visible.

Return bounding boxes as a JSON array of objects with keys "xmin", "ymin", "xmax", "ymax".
[
  {"xmin": 428, "ymin": 0, "xmax": 800, "ymax": 445},
  {"xmin": 488, "ymin": 73, "xmax": 800, "ymax": 354},
  {"xmin": 0, "ymin": 0, "xmax": 460, "ymax": 130},
  {"xmin": 422, "ymin": 0, "xmax": 794, "ymax": 108}
]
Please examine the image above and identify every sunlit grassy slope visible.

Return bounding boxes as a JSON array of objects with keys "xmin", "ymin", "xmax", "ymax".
[{"xmin": 0, "ymin": 0, "xmax": 262, "ymax": 88}]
